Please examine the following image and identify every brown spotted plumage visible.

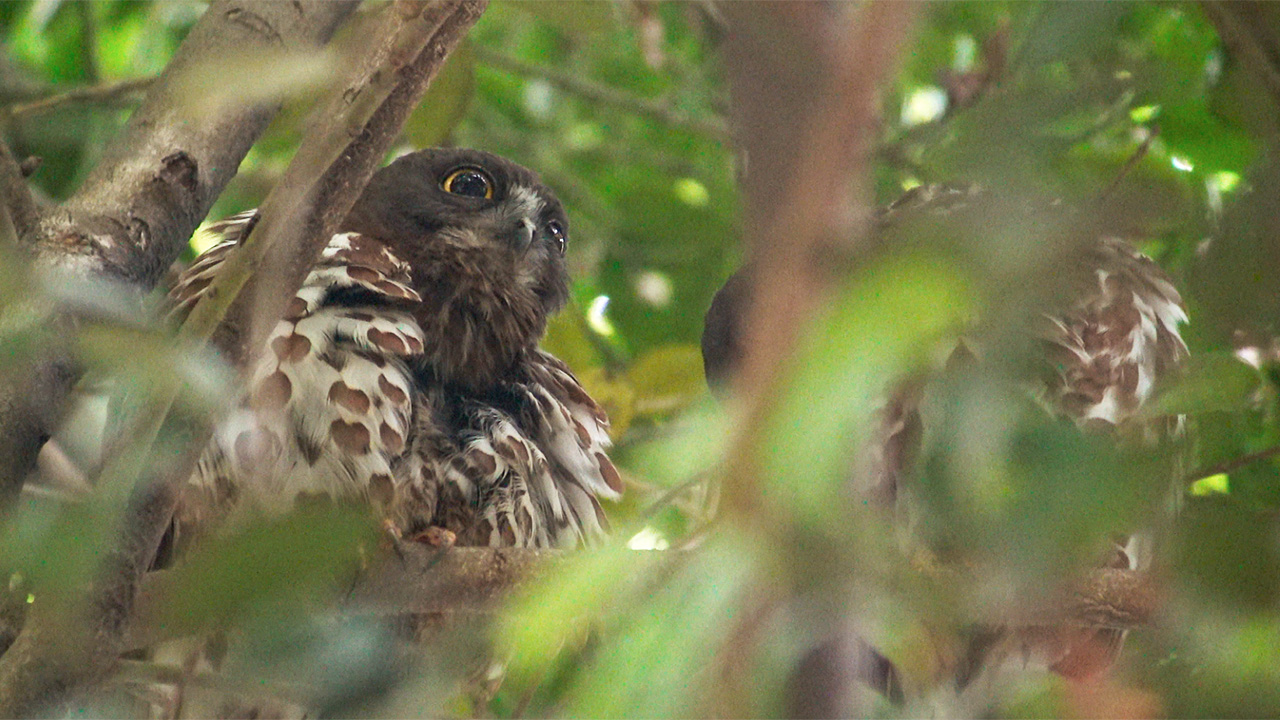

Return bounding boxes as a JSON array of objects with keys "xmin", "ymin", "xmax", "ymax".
[
  {"xmin": 171, "ymin": 149, "xmax": 620, "ymax": 549},
  {"xmin": 702, "ymin": 183, "xmax": 1189, "ymax": 698}
]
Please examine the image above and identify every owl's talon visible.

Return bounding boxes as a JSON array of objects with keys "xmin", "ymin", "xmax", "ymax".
[
  {"xmin": 410, "ymin": 526, "xmax": 456, "ymax": 548},
  {"xmin": 381, "ymin": 521, "xmax": 410, "ymax": 564}
]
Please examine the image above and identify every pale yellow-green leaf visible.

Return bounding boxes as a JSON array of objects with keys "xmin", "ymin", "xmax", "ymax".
[
  {"xmin": 565, "ymin": 531, "xmax": 764, "ymax": 717},
  {"xmin": 542, "ymin": 306, "xmax": 602, "ymax": 375},
  {"xmin": 172, "ymin": 47, "xmax": 338, "ymax": 119},
  {"xmin": 401, "ymin": 39, "xmax": 476, "ymax": 147},
  {"xmin": 579, "ymin": 366, "xmax": 635, "ymax": 439},
  {"xmin": 1190, "ymin": 473, "xmax": 1230, "ymax": 496},
  {"xmin": 763, "ymin": 255, "xmax": 973, "ymax": 535},
  {"xmin": 498, "ymin": 544, "xmax": 656, "ymax": 680},
  {"xmin": 626, "ymin": 396, "xmax": 726, "ymax": 485},
  {"xmin": 626, "ymin": 344, "xmax": 706, "ymax": 417}
]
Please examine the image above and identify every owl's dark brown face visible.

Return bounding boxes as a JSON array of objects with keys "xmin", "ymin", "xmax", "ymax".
[
  {"xmin": 344, "ymin": 148, "xmax": 570, "ymax": 313},
  {"xmin": 342, "ymin": 148, "xmax": 572, "ymax": 389}
]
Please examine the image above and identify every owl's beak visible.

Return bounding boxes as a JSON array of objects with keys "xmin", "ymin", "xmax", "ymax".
[{"xmin": 512, "ymin": 217, "xmax": 536, "ymax": 254}]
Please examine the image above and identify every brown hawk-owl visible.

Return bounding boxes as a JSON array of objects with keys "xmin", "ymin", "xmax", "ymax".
[
  {"xmin": 170, "ymin": 148, "xmax": 621, "ymax": 550},
  {"xmin": 702, "ymin": 183, "xmax": 1188, "ymax": 700}
]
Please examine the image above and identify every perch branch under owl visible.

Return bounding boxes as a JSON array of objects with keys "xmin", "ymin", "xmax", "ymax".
[{"xmin": 126, "ymin": 546, "xmax": 1158, "ymax": 651}]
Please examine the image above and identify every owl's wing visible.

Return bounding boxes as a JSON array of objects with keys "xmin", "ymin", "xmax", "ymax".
[
  {"xmin": 401, "ymin": 349, "xmax": 621, "ymax": 549},
  {"xmin": 466, "ymin": 349, "xmax": 621, "ymax": 548},
  {"xmin": 171, "ymin": 217, "xmax": 427, "ymax": 543},
  {"xmin": 1036, "ymin": 236, "xmax": 1188, "ymax": 430},
  {"xmin": 969, "ymin": 236, "xmax": 1190, "ymax": 685},
  {"xmin": 168, "ymin": 209, "xmax": 260, "ymax": 321}
]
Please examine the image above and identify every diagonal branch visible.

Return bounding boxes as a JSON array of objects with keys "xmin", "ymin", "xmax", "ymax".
[
  {"xmin": 0, "ymin": 2, "xmax": 489, "ymax": 715},
  {"xmin": 32, "ymin": 1, "xmax": 361, "ymax": 288},
  {"xmin": 2, "ymin": 77, "xmax": 155, "ymax": 120},
  {"xmin": 186, "ymin": 0, "xmax": 490, "ymax": 367},
  {"xmin": 0, "ymin": 0, "xmax": 360, "ymax": 519},
  {"xmin": 474, "ymin": 47, "xmax": 731, "ymax": 143},
  {"xmin": 1200, "ymin": 2, "xmax": 1280, "ymax": 107}
]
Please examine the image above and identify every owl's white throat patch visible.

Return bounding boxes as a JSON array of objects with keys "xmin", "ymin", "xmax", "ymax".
[{"xmin": 507, "ymin": 185, "xmax": 544, "ymax": 223}]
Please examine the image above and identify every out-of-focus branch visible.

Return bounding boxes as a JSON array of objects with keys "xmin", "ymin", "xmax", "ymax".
[
  {"xmin": 474, "ymin": 47, "xmax": 731, "ymax": 143},
  {"xmin": 1185, "ymin": 443, "xmax": 1280, "ymax": 486},
  {"xmin": 189, "ymin": 0, "xmax": 488, "ymax": 368},
  {"xmin": 130, "ymin": 546, "xmax": 554, "ymax": 650},
  {"xmin": 1201, "ymin": 2, "xmax": 1280, "ymax": 107},
  {"xmin": 2, "ymin": 77, "xmax": 155, "ymax": 120},
  {"xmin": 112, "ymin": 659, "xmax": 314, "ymax": 706},
  {"xmin": 716, "ymin": 5, "xmax": 918, "ymax": 714},
  {"xmin": 0, "ymin": 141, "xmax": 66, "ymax": 516},
  {"xmin": 721, "ymin": 0, "xmax": 919, "ymax": 530},
  {"xmin": 126, "ymin": 546, "xmax": 1156, "ymax": 651}
]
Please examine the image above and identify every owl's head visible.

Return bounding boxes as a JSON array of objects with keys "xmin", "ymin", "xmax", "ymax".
[
  {"xmin": 342, "ymin": 148, "xmax": 572, "ymax": 385},
  {"xmin": 344, "ymin": 148, "xmax": 571, "ymax": 317}
]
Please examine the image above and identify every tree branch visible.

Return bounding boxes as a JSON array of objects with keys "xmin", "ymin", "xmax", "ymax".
[
  {"xmin": 130, "ymin": 546, "xmax": 554, "ymax": 650},
  {"xmin": 2, "ymin": 77, "xmax": 155, "ymax": 120},
  {"xmin": 1184, "ymin": 443, "xmax": 1280, "ymax": 486},
  {"xmin": 720, "ymin": 0, "xmax": 919, "ymax": 532},
  {"xmin": 125, "ymin": 546, "xmax": 1157, "ymax": 655},
  {"xmin": 473, "ymin": 47, "xmax": 731, "ymax": 143},
  {"xmin": 0, "ymin": 2, "xmax": 489, "ymax": 714},
  {"xmin": 1200, "ymin": 2, "xmax": 1280, "ymax": 107},
  {"xmin": 188, "ymin": 0, "xmax": 489, "ymax": 368},
  {"xmin": 32, "ymin": 1, "xmax": 361, "ymax": 287},
  {"xmin": 0, "ymin": 0, "xmax": 360, "ymax": 518}
]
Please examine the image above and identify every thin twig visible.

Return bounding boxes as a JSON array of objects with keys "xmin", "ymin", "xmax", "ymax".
[
  {"xmin": 474, "ymin": 47, "xmax": 731, "ymax": 143},
  {"xmin": 76, "ymin": 1, "xmax": 101, "ymax": 85},
  {"xmin": 112, "ymin": 659, "xmax": 315, "ymax": 705},
  {"xmin": 3, "ymin": 77, "xmax": 155, "ymax": 120},
  {"xmin": 641, "ymin": 473, "xmax": 709, "ymax": 522},
  {"xmin": 1098, "ymin": 124, "xmax": 1159, "ymax": 202},
  {"xmin": 1184, "ymin": 443, "xmax": 1280, "ymax": 486}
]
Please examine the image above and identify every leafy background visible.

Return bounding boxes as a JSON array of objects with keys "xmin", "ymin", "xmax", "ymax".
[{"xmin": 2, "ymin": 1, "xmax": 1280, "ymax": 717}]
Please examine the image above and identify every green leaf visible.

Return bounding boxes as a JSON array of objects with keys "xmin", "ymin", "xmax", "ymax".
[
  {"xmin": 564, "ymin": 531, "xmax": 764, "ymax": 717},
  {"xmin": 763, "ymin": 254, "xmax": 974, "ymax": 535},
  {"xmin": 1145, "ymin": 352, "xmax": 1261, "ymax": 417},
  {"xmin": 401, "ymin": 40, "xmax": 476, "ymax": 147},
  {"xmin": 498, "ymin": 544, "xmax": 659, "ymax": 680},
  {"xmin": 148, "ymin": 505, "xmax": 380, "ymax": 637},
  {"xmin": 542, "ymin": 303, "xmax": 602, "ymax": 374},
  {"xmin": 625, "ymin": 344, "xmax": 706, "ymax": 416},
  {"xmin": 502, "ymin": 0, "xmax": 613, "ymax": 36}
]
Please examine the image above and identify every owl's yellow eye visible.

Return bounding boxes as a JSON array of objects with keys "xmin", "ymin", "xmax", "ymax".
[{"xmin": 442, "ymin": 167, "xmax": 494, "ymax": 199}]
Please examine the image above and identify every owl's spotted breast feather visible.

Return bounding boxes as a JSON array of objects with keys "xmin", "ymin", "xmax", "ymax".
[{"xmin": 171, "ymin": 155, "xmax": 619, "ymax": 550}]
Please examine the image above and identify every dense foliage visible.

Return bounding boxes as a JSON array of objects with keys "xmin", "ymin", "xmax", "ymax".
[{"xmin": 2, "ymin": 1, "xmax": 1279, "ymax": 716}]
